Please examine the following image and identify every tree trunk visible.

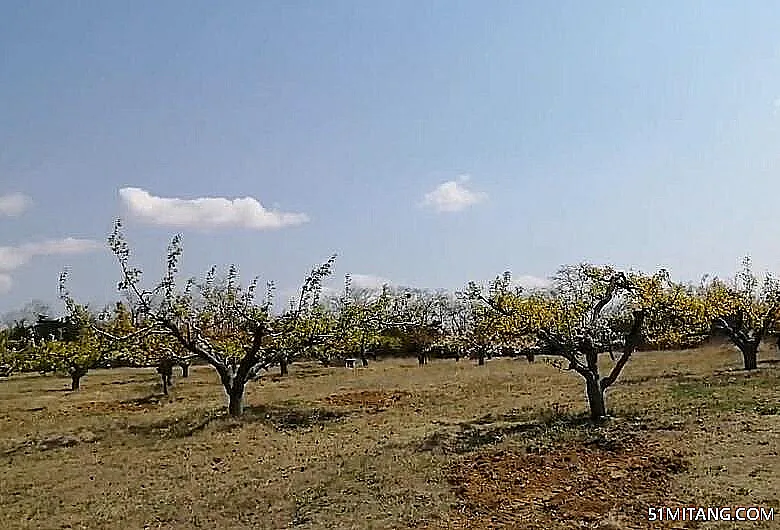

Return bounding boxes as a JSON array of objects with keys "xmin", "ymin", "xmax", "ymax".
[
  {"xmin": 228, "ymin": 383, "xmax": 245, "ymax": 417},
  {"xmin": 741, "ymin": 344, "xmax": 759, "ymax": 370},
  {"xmin": 417, "ymin": 353, "xmax": 426, "ymax": 365},
  {"xmin": 218, "ymin": 368, "xmax": 249, "ymax": 417},
  {"xmin": 69, "ymin": 367, "xmax": 87, "ymax": 391},
  {"xmin": 478, "ymin": 353, "xmax": 485, "ymax": 366},
  {"xmin": 585, "ymin": 376, "xmax": 607, "ymax": 422},
  {"xmin": 180, "ymin": 362, "xmax": 190, "ymax": 377},
  {"xmin": 360, "ymin": 356, "xmax": 369, "ymax": 367},
  {"xmin": 158, "ymin": 360, "xmax": 174, "ymax": 394},
  {"xmin": 279, "ymin": 357, "xmax": 288, "ymax": 376}
]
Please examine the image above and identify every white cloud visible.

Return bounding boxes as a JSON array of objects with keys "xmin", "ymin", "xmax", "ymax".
[
  {"xmin": 0, "ymin": 193, "xmax": 32, "ymax": 217},
  {"xmin": 316, "ymin": 274, "xmax": 393, "ymax": 299},
  {"xmin": 0, "ymin": 273, "xmax": 11, "ymax": 293},
  {"xmin": 512, "ymin": 275, "xmax": 551, "ymax": 290},
  {"xmin": 119, "ymin": 187, "xmax": 310, "ymax": 230},
  {"xmin": 350, "ymin": 273, "xmax": 393, "ymax": 289},
  {"xmin": 421, "ymin": 175, "xmax": 487, "ymax": 213},
  {"xmin": 0, "ymin": 238, "xmax": 101, "ymax": 292}
]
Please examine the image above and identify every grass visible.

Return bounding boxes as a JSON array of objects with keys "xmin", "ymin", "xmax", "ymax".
[{"xmin": 0, "ymin": 342, "xmax": 778, "ymax": 529}]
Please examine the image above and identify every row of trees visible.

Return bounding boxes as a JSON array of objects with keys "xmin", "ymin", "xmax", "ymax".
[{"xmin": 2, "ymin": 221, "xmax": 780, "ymax": 421}]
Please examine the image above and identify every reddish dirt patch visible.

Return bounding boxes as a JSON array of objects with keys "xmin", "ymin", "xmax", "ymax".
[
  {"xmin": 323, "ymin": 390, "xmax": 410, "ymax": 412},
  {"xmin": 424, "ymin": 439, "xmax": 690, "ymax": 529}
]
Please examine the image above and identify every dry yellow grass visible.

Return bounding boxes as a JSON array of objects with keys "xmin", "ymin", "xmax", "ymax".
[{"xmin": 1, "ymin": 343, "xmax": 778, "ymax": 529}]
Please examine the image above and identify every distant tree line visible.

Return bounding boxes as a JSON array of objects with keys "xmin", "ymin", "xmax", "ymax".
[{"xmin": 2, "ymin": 219, "xmax": 779, "ymax": 421}]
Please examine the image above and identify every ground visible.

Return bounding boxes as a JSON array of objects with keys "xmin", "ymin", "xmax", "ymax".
[{"xmin": 1, "ymin": 343, "xmax": 779, "ymax": 529}]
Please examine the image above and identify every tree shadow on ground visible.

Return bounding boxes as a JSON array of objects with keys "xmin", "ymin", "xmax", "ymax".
[
  {"xmin": 265, "ymin": 365, "xmax": 335, "ymax": 383},
  {"xmin": 417, "ymin": 408, "xmax": 599, "ymax": 455},
  {"xmin": 230, "ymin": 403, "xmax": 348, "ymax": 430},
  {"xmin": 126, "ymin": 400, "xmax": 350, "ymax": 439},
  {"xmin": 120, "ymin": 394, "xmax": 171, "ymax": 406},
  {"xmin": 103, "ymin": 377, "xmax": 156, "ymax": 386},
  {"xmin": 617, "ymin": 372, "xmax": 699, "ymax": 386}
]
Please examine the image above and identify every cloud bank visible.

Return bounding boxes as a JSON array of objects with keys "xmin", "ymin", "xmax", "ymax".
[
  {"xmin": 0, "ymin": 193, "xmax": 32, "ymax": 217},
  {"xmin": 119, "ymin": 187, "xmax": 310, "ymax": 230},
  {"xmin": 421, "ymin": 176, "xmax": 487, "ymax": 213},
  {"xmin": 0, "ymin": 238, "xmax": 101, "ymax": 292}
]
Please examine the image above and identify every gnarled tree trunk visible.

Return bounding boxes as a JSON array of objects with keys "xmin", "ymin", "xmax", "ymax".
[
  {"xmin": 69, "ymin": 367, "xmax": 88, "ymax": 391},
  {"xmin": 585, "ymin": 375, "xmax": 607, "ymax": 422},
  {"xmin": 219, "ymin": 367, "xmax": 249, "ymax": 417},
  {"xmin": 740, "ymin": 343, "xmax": 759, "ymax": 371},
  {"xmin": 713, "ymin": 314, "xmax": 766, "ymax": 371},
  {"xmin": 228, "ymin": 383, "xmax": 245, "ymax": 416},
  {"xmin": 157, "ymin": 359, "xmax": 174, "ymax": 395},
  {"xmin": 477, "ymin": 349, "xmax": 486, "ymax": 366}
]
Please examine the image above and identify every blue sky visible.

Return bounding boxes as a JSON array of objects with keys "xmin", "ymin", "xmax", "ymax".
[{"xmin": 2, "ymin": 1, "xmax": 780, "ymax": 315}]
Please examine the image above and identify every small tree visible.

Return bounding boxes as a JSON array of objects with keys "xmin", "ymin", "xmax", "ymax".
[
  {"xmin": 384, "ymin": 288, "xmax": 445, "ymax": 365},
  {"xmin": 0, "ymin": 328, "xmax": 21, "ymax": 376},
  {"xmin": 100, "ymin": 219, "xmax": 335, "ymax": 416},
  {"xmin": 33, "ymin": 313, "xmax": 103, "ymax": 391},
  {"xmin": 470, "ymin": 290, "xmax": 508, "ymax": 366},
  {"xmin": 1, "ymin": 324, "xmax": 25, "ymax": 376},
  {"xmin": 55, "ymin": 275, "xmax": 150, "ymax": 390},
  {"xmin": 130, "ymin": 333, "xmax": 193, "ymax": 395},
  {"xmin": 325, "ymin": 275, "xmax": 391, "ymax": 367},
  {"xmin": 469, "ymin": 265, "xmax": 687, "ymax": 422},
  {"xmin": 103, "ymin": 304, "xmax": 197, "ymax": 394},
  {"xmin": 38, "ymin": 332, "xmax": 102, "ymax": 390},
  {"xmin": 428, "ymin": 293, "xmax": 472, "ymax": 362},
  {"xmin": 264, "ymin": 274, "xmax": 337, "ymax": 375},
  {"xmin": 699, "ymin": 256, "xmax": 780, "ymax": 370}
]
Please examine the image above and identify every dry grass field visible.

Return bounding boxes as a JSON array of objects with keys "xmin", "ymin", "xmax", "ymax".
[{"xmin": 1, "ymin": 343, "xmax": 779, "ymax": 529}]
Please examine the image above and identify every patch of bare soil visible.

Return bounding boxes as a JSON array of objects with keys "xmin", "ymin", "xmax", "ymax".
[
  {"xmin": 425, "ymin": 437, "xmax": 691, "ymax": 529},
  {"xmin": 323, "ymin": 390, "xmax": 411, "ymax": 412}
]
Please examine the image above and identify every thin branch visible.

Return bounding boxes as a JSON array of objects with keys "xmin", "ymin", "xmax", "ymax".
[
  {"xmin": 89, "ymin": 323, "xmax": 155, "ymax": 343},
  {"xmin": 601, "ymin": 310, "xmax": 645, "ymax": 389}
]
